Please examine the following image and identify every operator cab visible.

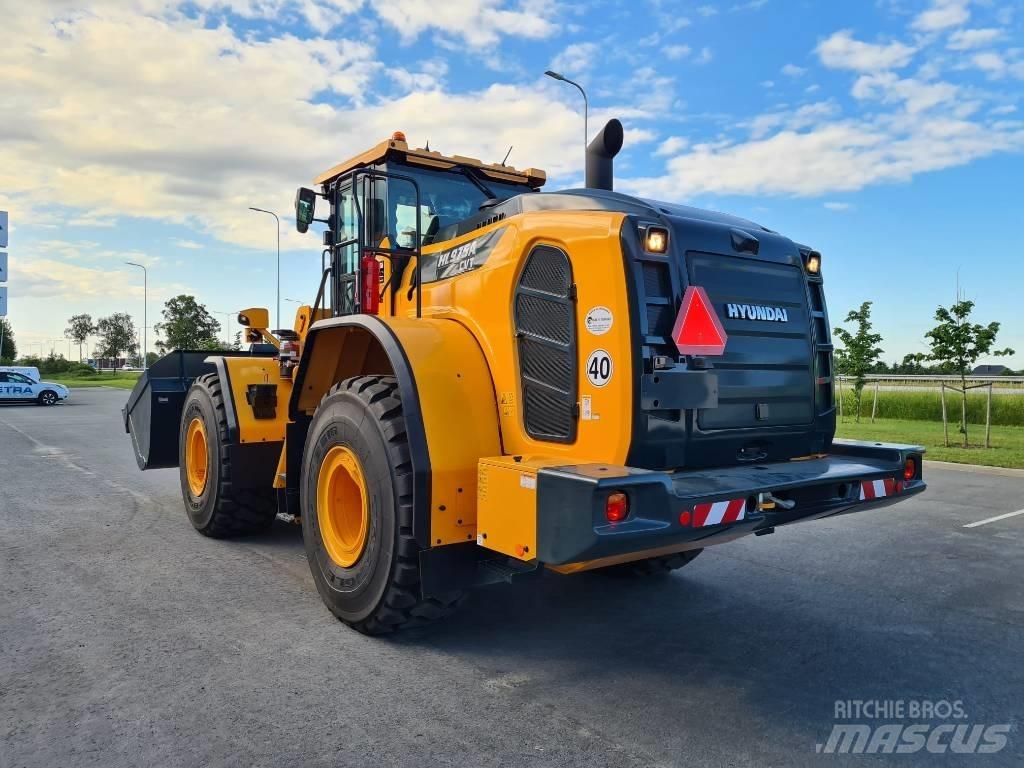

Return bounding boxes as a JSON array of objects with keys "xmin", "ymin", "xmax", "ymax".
[{"xmin": 296, "ymin": 132, "xmax": 545, "ymax": 317}]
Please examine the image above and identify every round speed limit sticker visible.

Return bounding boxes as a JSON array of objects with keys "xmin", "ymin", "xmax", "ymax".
[{"xmin": 586, "ymin": 349, "xmax": 613, "ymax": 387}]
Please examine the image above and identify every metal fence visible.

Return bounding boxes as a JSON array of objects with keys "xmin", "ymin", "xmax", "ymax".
[{"xmin": 837, "ymin": 374, "xmax": 1024, "ymax": 392}]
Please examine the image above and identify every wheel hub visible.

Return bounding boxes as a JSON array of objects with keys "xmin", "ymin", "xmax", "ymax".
[
  {"xmin": 316, "ymin": 446, "xmax": 370, "ymax": 568},
  {"xmin": 185, "ymin": 417, "xmax": 209, "ymax": 496}
]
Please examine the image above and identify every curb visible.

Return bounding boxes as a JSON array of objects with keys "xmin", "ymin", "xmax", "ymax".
[{"xmin": 924, "ymin": 460, "xmax": 1024, "ymax": 479}]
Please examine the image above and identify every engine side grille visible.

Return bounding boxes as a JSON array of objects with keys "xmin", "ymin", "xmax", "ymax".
[{"xmin": 515, "ymin": 246, "xmax": 577, "ymax": 443}]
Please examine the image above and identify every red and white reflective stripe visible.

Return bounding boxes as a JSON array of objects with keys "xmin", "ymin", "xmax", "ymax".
[
  {"xmin": 692, "ymin": 498, "xmax": 746, "ymax": 527},
  {"xmin": 859, "ymin": 478, "xmax": 901, "ymax": 501}
]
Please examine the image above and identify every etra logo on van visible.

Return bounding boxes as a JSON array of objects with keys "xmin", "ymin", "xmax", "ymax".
[{"xmin": 725, "ymin": 303, "xmax": 789, "ymax": 322}]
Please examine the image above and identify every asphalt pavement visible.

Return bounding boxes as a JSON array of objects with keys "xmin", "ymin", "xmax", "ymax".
[{"xmin": 2, "ymin": 388, "xmax": 1022, "ymax": 767}]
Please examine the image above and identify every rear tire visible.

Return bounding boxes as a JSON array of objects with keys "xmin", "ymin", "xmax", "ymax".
[
  {"xmin": 602, "ymin": 549, "xmax": 703, "ymax": 577},
  {"xmin": 301, "ymin": 375, "xmax": 462, "ymax": 635},
  {"xmin": 178, "ymin": 373, "xmax": 277, "ymax": 537}
]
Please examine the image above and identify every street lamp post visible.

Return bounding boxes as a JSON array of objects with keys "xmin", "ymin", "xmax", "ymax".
[
  {"xmin": 212, "ymin": 310, "xmax": 235, "ymax": 347},
  {"xmin": 544, "ymin": 70, "xmax": 589, "ymax": 171},
  {"xmin": 248, "ymin": 207, "xmax": 281, "ymax": 330},
  {"xmin": 125, "ymin": 262, "xmax": 148, "ymax": 370}
]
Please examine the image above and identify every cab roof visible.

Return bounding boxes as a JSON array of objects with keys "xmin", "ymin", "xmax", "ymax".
[{"xmin": 314, "ymin": 133, "xmax": 547, "ymax": 189}]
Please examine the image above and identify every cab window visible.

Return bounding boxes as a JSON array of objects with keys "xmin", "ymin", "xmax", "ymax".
[{"xmin": 385, "ymin": 165, "xmax": 531, "ymax": 247}]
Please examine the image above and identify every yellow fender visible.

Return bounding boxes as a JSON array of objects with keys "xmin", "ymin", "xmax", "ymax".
[{"xmin": 291, "ymin": 315, "xmax": 502, "ymax": 549}]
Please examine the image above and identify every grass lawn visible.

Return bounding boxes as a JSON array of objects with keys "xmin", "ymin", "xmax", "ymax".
[
  {"xmin": 47, "ymin": 373, "xmax": 142, "ymax": 390},
  {"xmin": 836, "ymin": 417, "xmax": 1024, "ymax": 469}
]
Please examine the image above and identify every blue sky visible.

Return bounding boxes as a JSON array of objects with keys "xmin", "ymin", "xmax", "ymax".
[{"xmin": 2, "ymin": 0, "xmax": 1022, "ymax": 365}]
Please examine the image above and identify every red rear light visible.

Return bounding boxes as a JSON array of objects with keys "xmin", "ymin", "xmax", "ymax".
[
  {"xmin": 903, "ymin": 458, "xmax": 917, "ymax": 482},
  {"xmin": 605, "ymin": 492, "xmax": 628, "ymax": 523},
  {"xmin": 678, "ymin": 510, "xmax": 692, "ymax": 526},
  {"xmin": 360, "ymin": 252, "xmax": 380, "ymax": 315}
]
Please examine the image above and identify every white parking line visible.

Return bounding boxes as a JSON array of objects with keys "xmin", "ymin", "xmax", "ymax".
[{"xmin": 963, "ymin": 509, "xmax": 1024, "ymax": 528}]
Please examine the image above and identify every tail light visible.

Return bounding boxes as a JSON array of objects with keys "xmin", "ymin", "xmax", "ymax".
[
  {"xmin": 605, "ymin": 491, "xmax": 629, "ymax": 523},
  {"xmin": 360, "ymin": 252, "xmax": 380, "ymax": 315},
  {"xmin": 903, "ymin": 457, "xmax": 917, "ymax": 482}
]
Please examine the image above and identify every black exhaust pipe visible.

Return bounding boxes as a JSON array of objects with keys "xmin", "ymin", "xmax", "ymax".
[{"xmin": 585, "ymin": 118, "xmax": 623, "ymax": 191}]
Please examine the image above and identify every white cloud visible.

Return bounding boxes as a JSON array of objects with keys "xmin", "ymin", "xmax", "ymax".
[
  {"xmin": 655, "ymin": 136, "xmax": 689, "ymax": 156},
  {"xmin": 550, "ymin": 42, "xmax": 598, "ymax": 75},
  {"xmin": 695, "ymin": 47, "xmax": 713, "ymax": 65},
  {"xmin": 0, "ymin": 3, "xmax": 607, "ymax": 256},
  {"xmin": 665, "ymin": 44, "xmax": 693, "ymax": 61},
  {"xmin": 173, "ymin": 239, "xmax": 204, "ymax": 249},
  {"xmin": 852, "ymin": 72, "xmax": 959, "ymax": 114},
  {"xmin": 696, "ymin": 5, "xmax": 718, "ymax": 17},
  {"xmin": 781, "ymin": 63, "xmax": 806, "ymax": 77},
  {"xmin": 823, "ymin": 201, "xmax": 852, "ymax": 211},
  {"xmin": 947, "ymin": 28, "xmax": 1004, "ymax": 51},
  {"xmin": 991, "ymin": 104, "xmax": 1017, "ymax": 115},
  {"xmin": 623, "ymin": 114, "xmax": 1024, "ymax": 200},
  {"xmin": 371, "ymin": 0, "xmax": 559, "ymax": 48},
  {"xmin": 816, "ymin": 30, "xmax": 915, "ymax": 72},
  {"xmin": 971, "ymin": 52, "xmax": 1006, "ymax": 75},
  {"xmin": 912, "ymin": 0, "xmax": 970, "ymax": 32}
]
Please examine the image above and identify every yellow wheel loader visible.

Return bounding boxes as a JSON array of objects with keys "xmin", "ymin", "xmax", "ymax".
[{"xmin": 125, "ymin": 121, "xmax": 925, "ymax": 634}]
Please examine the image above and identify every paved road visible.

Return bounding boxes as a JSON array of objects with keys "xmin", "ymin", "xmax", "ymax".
[{"xmin": 2, "ymin": 389, "xmax": 1022, "ymax": 767}]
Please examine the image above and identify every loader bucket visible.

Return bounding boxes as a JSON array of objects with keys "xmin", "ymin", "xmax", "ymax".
[{"xmin": 122, "ymin": 350, "xmax": 253, "ymax": 470}]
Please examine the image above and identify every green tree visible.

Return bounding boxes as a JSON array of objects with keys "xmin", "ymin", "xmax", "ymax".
[
  {"xmin": 64, "ymin": 313, "xmax": 97, "ymax": 362},
  {"xmin": 96, "ymin": 312, "xmax": 138, "ymax": 359},
  {"xmin": 0, "ymin": 317, "xmax": 16, "ymax": 362},
  {"xmin": 833, "ymin": 301, "xmax": 884, "ymax": 423},
  {"xmin": 154, "ymin": 295, "xmax": 221, "ymax": 352},
  {"xmin": 231, "ymin": 330, "xmax": 242, "ymax": 352},
  {"xmin": 925, "ymin": 299, "xmax": 1014, "ymax": 447}
]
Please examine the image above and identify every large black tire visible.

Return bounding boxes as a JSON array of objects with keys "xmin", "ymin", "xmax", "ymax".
[
  {"xmin": 178, "ymin": 373, "xmax": 277, "ymax": 537},
  {"xmin": 301, "ymin": 375, "xmax": 462, "ymax": 635},
  {"xmin": 601, "ymin": 548, "xmax": 703, "ymax": 577}
]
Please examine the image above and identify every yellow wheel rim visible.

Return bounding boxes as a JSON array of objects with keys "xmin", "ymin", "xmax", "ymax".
[
  {"xmin": 316, "ymin": 446, "xmax": 370, "ymax": 568},
  {"xmin": 185, "ymin": 417, "xmax": 209, "ymax": 496}
]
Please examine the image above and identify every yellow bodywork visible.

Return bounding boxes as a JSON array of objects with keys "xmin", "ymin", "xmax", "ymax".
[
  {"xmin": 398, "ymin": 210, "xmax": 634, "ymax": 466},
  {"xmin": 476, "ymin": 455, "xmax": 568, "ymax": 561},
  {"xmin": 221, "ymin": 194, "xmax": 638, "ymax": 562}
]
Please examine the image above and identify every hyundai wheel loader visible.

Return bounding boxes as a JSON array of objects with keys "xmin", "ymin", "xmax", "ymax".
[{"xmin": 124, "ymin": 120, "xmax": 926, "ymax": 634}]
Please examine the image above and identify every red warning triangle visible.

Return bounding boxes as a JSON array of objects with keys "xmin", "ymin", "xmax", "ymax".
[{"xmin": 672, "ymin": 286, "xmax": 728, "ymax": 356}]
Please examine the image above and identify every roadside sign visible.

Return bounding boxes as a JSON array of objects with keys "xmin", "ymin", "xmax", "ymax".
[
  {"xmin": 0, "ymin": 211, "xmax": 7, "ymax": 248},
  {"xmin": 0, "ymin": 252, "xmax": 7, "ymax": 282},
  {"xmin": 0, "ymin": 286, "xmax": 7, "ymax": 317}
]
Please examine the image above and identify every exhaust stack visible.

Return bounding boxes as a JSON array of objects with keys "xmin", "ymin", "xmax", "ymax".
[{"xmin": 585, "ymin": 119, "xmax": 624, "ymax": 191}]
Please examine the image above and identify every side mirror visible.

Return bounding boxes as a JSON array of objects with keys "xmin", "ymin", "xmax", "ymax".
[
  {"xmin": 295, "ymin": 187, "xmax": 316, "ymax": 233},
  {"xmin": 237, "ymin": 307, "xmax": 270, "ymax": 329}
]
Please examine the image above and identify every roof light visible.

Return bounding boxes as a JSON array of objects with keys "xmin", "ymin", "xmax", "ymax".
[
  {"xmin": 804, "ymin": 250, "xmax": 821, "ymax": 275},
  {"xmin": 645, "ymin": 226, "xmax": 669, "ymax": 253},
  {"xmin": 391, "ymin": 131, "xmax": 407, "ymax": 143},
  {"xmin": 671, "ymin": 286, "xmax": 728, "ymax": 356}
]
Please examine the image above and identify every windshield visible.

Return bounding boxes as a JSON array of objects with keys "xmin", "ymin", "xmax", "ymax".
[{"xmin": 386, "ymin": 165, "xmax": 531, "ymax": 247}]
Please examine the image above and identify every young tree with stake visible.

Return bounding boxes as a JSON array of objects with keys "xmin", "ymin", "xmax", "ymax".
[
  {"xmin": 833, "ymin": 302, "xmax": 884, "ymax": 423},
  {"xmin": 65, "ymin": 313, "xmax": 97, "ymax": 362},
  {"xmin": 925, "ymin": 299, "xmax": 1014, "ymax": 448}
]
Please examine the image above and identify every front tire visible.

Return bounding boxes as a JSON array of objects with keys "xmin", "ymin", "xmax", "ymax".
[
  {"xmin": 178, "ymin": 373, "xmax": 276, "ymax": 537},
  {"xmin": 37, "ymin": 390, "xmax": 59, "ymax": 406},
  {"xmin": 301, "ymin": 376, "xmax": 462, "ymax": 635}
]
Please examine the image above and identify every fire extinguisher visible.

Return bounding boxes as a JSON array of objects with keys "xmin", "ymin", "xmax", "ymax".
[{"xmin": 360, "ymin": 252, "xmax": 379, "ymax": 315}]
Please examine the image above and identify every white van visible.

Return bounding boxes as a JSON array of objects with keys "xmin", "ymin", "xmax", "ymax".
[
  {"xmin": 0, "ymin": 367, "xmax": 69, "ymax": 405},
  {"xmin": 1, "ymin": 366, "xmax": 41, "ymax": 382}
]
